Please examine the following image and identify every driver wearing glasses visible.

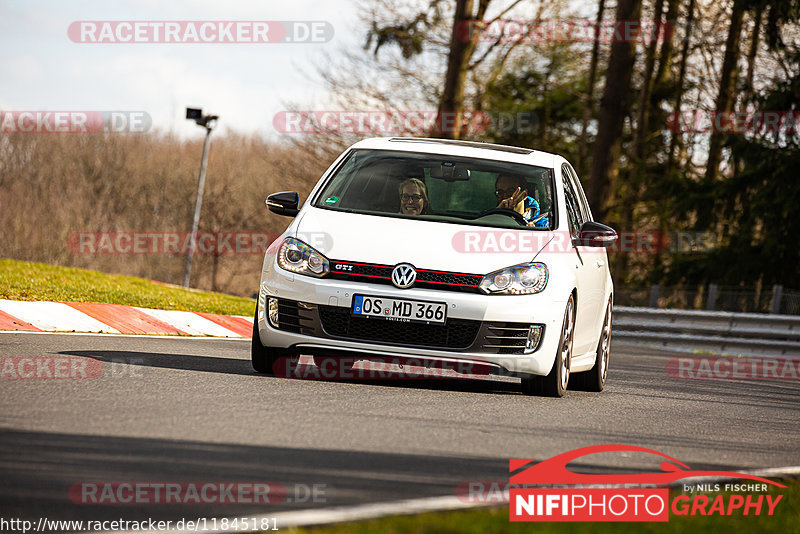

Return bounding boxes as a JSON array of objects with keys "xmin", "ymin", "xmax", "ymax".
[
  {"xmin": 495, "ymin": 174, "xmax": 549, "ymax": 228},
  {"xmin": 399, "ymin": 178, "xmax": 432, "ymax": 216}
]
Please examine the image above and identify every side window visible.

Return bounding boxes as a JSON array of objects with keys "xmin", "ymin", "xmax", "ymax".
[
  {"xmin": 562, "ymin": 164, "xmax": 592, "ymax": 222},
  {"xmin": 562, "ymin": 173, "xmax": 583, "ymax": 239}
]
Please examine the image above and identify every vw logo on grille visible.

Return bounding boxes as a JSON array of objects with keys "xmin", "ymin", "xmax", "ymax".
[{"xmin": 391, "ymin": 263, "xmax": 417, "ymax": 289}]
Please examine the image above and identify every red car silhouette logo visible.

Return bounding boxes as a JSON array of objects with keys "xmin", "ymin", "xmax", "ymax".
[{"xmin": 510, "ymin": 444, "xmax": 785, "ymax": 488}]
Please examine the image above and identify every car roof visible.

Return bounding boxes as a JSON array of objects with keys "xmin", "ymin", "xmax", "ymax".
[{"xmin": 349, "ymin": 137, "xmax": 560, "ymax": 168}]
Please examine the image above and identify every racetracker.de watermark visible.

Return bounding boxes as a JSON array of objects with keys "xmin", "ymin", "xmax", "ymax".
[
  {"xmin": 451, "ymin": 230, "xmax": 717, "ymax": 254},
  {"xmin": 69, "ymin": 482, "xmax": 327, "ymax": 505},
  {"xmin": 457, "ymin": 19, "xmax": 673, "ymax": 43},
  {"xmin": 0, "ymin": 111, "xmax": 151, "ymax": 133},
  {"xmin": 667, "ymin": 110, "xmax": 800, "ymax": 134},
  {"xmin": 273, "ymin": 110, "xmax": 495, "ymax": 135},
  {"xmin": 274, "ymin": 356, "xmax": 495, "ymax": 380},
  {"xmin": 0, "ymin": 357, "xmax": 154, "ymax": 380},
  {"xmin": 667, "ymin": 357, "xmax": 800, "ymax": 380},
  {"xmin": 0, "ymin": 356, "xmax": 103, "ymax": 380},
  {"xmin": 68, "ymin": 232, "xmax": 282, "ymax": 255},
  {"xmin": 457, "ymin": 480, "xmax": 511, "ymax": 503},
  {"xmin": 1, "ymin": 517, "xmax": 279, "ymax": 534},
  {"xmin": 68, "ymin": 21, "xmax": 333, "ymax": 43}
]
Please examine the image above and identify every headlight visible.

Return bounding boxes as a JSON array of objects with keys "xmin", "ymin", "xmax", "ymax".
[
  {"xmin": 277, "ymin": 237, "xmax": 330, "ymax": 277},
  {"xmin": 479, "ymin": 263, "xmax": 548, "ymax": 295}
]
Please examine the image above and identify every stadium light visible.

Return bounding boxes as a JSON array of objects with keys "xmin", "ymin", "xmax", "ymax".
[{"xmin": 183, "ymin": 107, "xmax": 219, "ymax": 288}]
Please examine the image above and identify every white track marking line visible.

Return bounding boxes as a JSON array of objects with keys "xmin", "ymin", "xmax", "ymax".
[{"xmin": 82, "ymin": 465, "xmax": 800, "ymax": 534}]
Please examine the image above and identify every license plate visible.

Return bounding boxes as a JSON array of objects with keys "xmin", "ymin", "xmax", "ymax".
[{"xmin": 352, "ymin": 295, "xmax": 447, "ymax": 324}]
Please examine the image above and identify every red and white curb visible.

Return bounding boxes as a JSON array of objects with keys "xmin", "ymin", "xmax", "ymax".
[{"xmin": 0, "ymin": 299, "xmax": 251, "ymax": 338}]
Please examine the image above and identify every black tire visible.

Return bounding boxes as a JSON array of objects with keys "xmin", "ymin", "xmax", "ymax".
[
  {"xmin": 521, "ymin": 295, "xmax": 575, "ymax": 397},
  {"xmin": 251, "ymin": 310, "xmax": 276, "ymax": 374},
  {"xmin": 252, "ymin": 306, "xmax": 298, "ymax": 375},
  {"xmin": 572, "ymin": 299, "xmax": 612, "ymax": 392}
]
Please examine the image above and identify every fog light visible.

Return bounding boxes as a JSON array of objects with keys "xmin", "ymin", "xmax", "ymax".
[
  {"xmin": 268, "ymin": 298, "xmax": 279, "ymax": 328},
  {"xmin": 526, "ymin": 325, "xmax": 544, "ymax": 351}
]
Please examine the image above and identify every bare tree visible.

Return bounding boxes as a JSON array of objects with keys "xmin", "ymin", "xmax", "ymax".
[
  {"xmin": 435, "ymin": 0, "xmax": 492, "ymax": 138},
  {"xmin": 588, "ymin": 0, "xmax": 644, "ymax": 221},
  {"xmin": 703, "ymin": 0, "xmax": 745, "ymax": 183},
  {"xmin": 577, "ymin": 0, "xmax": 608, "ymax": 176},
  {"xmin": 667, "ymin": 0, "xmax": 696, "ymax": 171},
  {"xmin": 632, "ymin": 0, "xmax": 666, "ymax": 163}
]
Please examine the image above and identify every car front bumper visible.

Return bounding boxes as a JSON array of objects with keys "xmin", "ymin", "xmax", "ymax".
[{"xmin": 257, "ymin": 259, "xmax": 567, "ymax": 376}]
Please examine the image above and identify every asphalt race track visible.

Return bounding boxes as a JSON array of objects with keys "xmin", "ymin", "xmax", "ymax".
[{"xmin": 1, "ymin": 332, "xmax": 799, "ymax": 527}]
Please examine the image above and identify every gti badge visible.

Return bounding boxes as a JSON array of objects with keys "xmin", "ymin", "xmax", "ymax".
[{"xmin": 391, "ymin": 263, "xmax": 417, "ymax": 289}]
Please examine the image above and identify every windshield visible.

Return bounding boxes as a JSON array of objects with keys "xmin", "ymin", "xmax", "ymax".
[{"xmin": 313, "ymin": 149, "xmax": 555, "ymax": 230}]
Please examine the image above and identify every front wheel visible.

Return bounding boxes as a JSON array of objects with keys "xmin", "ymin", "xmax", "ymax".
[
  {"xmin": 521, "ymin": 295, "xmax": 574, "ymax": 397},
  {"xmin": 251, "ymin": 310, "xmax": 276, "ymax": 374},
  {"xmin": 251, "ymin": 308, "xmax": 295, "ymax": 375},
  {"xmin": 572, "ymin": 299, "xmax": 612, "ymax": 392}
]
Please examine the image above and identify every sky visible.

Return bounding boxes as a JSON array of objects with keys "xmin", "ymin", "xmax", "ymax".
[{"xmin": 0, "ymin": 0, "xmax": 364, "ymax": 140}]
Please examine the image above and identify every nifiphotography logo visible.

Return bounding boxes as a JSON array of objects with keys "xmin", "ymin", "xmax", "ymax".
[{"xmin": 509, "ymin": 444, "xmax": 784, "ymax": 522}]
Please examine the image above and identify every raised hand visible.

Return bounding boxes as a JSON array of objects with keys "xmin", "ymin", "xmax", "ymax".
[{"xmin": 497, "ymin": 187, "xmax": 528, "ymax": 213}]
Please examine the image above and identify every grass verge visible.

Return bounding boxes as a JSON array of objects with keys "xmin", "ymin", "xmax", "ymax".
[
  {"xmin": 0, "ymin": 259, "xmax": 255, "ymax": 317},
  {"xmin": 288, "ymin": 479, "xmax": 799, "ymax": 534}
]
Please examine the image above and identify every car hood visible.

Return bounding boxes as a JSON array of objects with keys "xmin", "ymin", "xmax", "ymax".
[{"xmin": 293, "ymin": 207, "xmax": 555, "ymax": 274}]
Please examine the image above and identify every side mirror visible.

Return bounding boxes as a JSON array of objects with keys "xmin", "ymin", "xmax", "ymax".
[
  {"xmin": 266, "ymin": 191, "xmax": 300, "ymax": 217},
  {"xmin": 578, "ymin": 221, "xmax": 617, "ymax": 247}
]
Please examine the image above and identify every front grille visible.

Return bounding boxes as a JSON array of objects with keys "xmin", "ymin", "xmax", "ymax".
[
  {"xmin": 272, "ymin": 298, "xmax": 543, "ymax": 356},
  {"xmin": 318, "ymin": 306, "xmax": 480, "ymax": 349},
  {"xmin": 328, "ymin": 260, "xmax": 483, "ymax": 293},
  {"xmin": 276, "ymin": 299, "xmax": 315, "ymax": 334},
  {"xmin": 417, "ymin": 269, "xmax": 483, "ymax": 288},
  {"xmin": 482, "ymin": 323, "xmax": 537, "ymax": 354}
]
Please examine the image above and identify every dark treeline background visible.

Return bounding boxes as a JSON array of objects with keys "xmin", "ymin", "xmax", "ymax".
[{"xmin": 2, "ymin": 0, "xmax": 799, "ymax": 305}]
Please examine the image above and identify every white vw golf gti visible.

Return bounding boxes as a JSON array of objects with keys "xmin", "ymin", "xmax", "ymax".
[{"xmin": 253, "ymin": 137, "xmax": 617, "ymax": 396}]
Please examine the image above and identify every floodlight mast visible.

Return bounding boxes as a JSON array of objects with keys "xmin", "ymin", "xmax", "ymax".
[{"xmin": 183, "ymin": 107, "xmax": 219, "ymax": 288}]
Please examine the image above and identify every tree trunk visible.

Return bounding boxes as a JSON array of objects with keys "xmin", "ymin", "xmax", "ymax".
[
  {"xmin": 587, "ymin": 0, "xmax": 643, "ymax": 222},
  {"xmin": 743, "ymin": 8, "xmax": 762, "ymax": 104},
  {"xmin": 632, "ymin": 0, "xmax": 665, "ymax": 162},
  {"xmin": 617, "ymin": 0, "xmax": 664, "ymax": 291},
  {"xmin": 667, "ymin": 0, "xmax": 695, "ymax": 172},
  {"xmin": 577, "ymin": 0, "xmax": 607, "ymax": 176},
  {"xmin": 653, "ymin": 0, "xmax": 679, "ymax": 88},
  {"xmin": 436, "ymin": 0, "xmax": 491, "ymax": 139},
  {"xmin": 733, "ymin": 9, "xmax": 762, "ymax": 177},
  {"xmin": 704, "ymin": 0, "xmax": 745, "ymax": 183}
]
